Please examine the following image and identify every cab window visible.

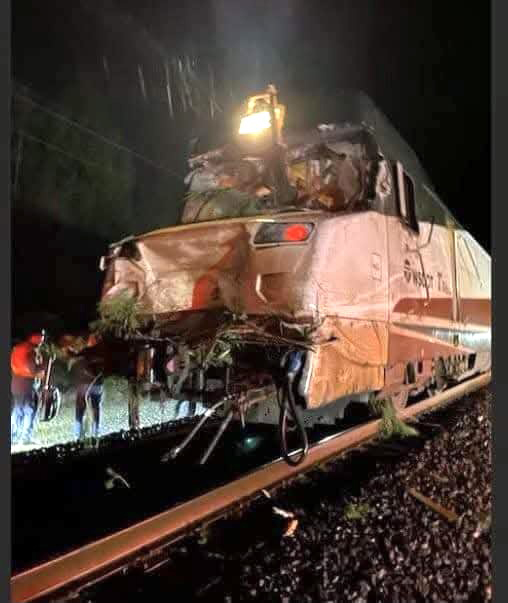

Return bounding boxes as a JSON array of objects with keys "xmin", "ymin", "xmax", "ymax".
[{"xmin": 394, "ymin": 162, "xmax": 419, "ymax": 233}]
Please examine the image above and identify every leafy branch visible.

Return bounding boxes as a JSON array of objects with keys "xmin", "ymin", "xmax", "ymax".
[{"xmin": 90, "ymin": 290, "xmax": 146, "ymax": 337}]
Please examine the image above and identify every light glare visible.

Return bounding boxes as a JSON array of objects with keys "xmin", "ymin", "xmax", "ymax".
[{"xmin": 238, "ymin": 110, "xmax": 272, "ymax": 135}]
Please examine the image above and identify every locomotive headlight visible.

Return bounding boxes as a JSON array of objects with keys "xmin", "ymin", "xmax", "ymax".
[
  {"xmin": 239, "ymin": 110, "xmax": 271, "ymax": 135},
  {"xmin": 238, "ymin": 86, "xmax": 285, "ymax": 134},
  {"xmin": 239, "ymin": 108, "xmax": 282, "ymax": 135}
]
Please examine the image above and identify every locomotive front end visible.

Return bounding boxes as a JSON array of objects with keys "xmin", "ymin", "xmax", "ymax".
[
  {"xmin": 95, "ymin": 88, "xmax": 395, "ymax": 464},
  {"xmin": 99, "ymin": 211, "xmax": 323, "ymax": 399}
]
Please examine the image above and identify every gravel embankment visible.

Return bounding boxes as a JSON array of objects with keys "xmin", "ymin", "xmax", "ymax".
[
  {"xmin": 100, "ymin": 387, "xmax": 491, "ymax": 603},
  {"xmin": 12, "ymin": 384, "xmax": 205, "ymax": 452}
]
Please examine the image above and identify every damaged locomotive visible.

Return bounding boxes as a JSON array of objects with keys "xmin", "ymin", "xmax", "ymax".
[{"xmin": 97, "ymin": 88, "xmax": 491, "ymax": 465}]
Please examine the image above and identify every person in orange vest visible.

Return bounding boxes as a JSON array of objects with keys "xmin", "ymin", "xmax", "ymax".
[{"xmin": 11, "ymin": 333, "xmax": 45, "ymax": 445}]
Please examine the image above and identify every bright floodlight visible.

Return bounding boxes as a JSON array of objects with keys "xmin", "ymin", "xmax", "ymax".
[
  {"xmin": 238, "ymin": 87, "xmax": 285, "ymax": 141},
  {"xmin": 238, "ymin": 110, "xmax": 272, "ymax": 135}
]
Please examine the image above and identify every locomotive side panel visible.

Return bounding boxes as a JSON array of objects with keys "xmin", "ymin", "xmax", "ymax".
[
  {"xmin": 385, "ymin": 213, "xmax": 466, "ymax": 391},
  {"xmin": 309, "ymin": 211, "xmax": 389, "ymax": 322},
  {"xmin": 455, "ymin": 231, "xmax": 491, "ymax": 327},
  {"xmin": 388, "ymin": 218, "xmax": 456, "ymax": 328},
  {"xmin": 454, "ymin": 230, "xmax": 491, "ymax": 372},
  {"xmin": 301, "ymin": 211, "xmax": 390, "ymax": 408}
]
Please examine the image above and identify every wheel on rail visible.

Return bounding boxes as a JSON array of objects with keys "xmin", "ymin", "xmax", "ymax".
[{"xmin": 426, "ymin": 358, "xmax": 447, "ymax": 397}]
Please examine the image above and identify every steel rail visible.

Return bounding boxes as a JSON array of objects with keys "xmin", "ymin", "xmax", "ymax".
[{"xmin": 11, "ymin": 372, "xmax": 491, "ymax": 603}]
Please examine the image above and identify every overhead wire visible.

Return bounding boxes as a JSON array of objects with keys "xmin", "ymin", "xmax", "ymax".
[
  {"xmin": 15, "ymin": 129, "xmax": 116, "ymax": 172},
  {"xmin": 13, "ymin": 87, "xmax": 184, "ymax": 181}
]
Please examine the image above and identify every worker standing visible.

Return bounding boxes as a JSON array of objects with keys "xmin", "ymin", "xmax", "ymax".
[
  {"xmin": 67, "ymin": 334, "xmax": 104, "ymax": 440},
  {"xmin": 11, "ymin": 333, "xmax": 45, "ymax": 446}
]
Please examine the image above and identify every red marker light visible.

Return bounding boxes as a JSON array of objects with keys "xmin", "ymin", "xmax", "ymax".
[
  {"xmin": 283, "ymin": 224, "xmax": 310, "ymax": 242},
  {"xmin": 253, "ymin": 222, "xmax": 314, "ymax": 245}
]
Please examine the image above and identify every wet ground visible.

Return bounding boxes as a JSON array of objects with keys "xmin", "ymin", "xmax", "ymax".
[
  {"xmin": 11, "ymin": 384, "xmax": 207, "ymax": 453},
  {"xmin": 83, "ymin": 387, "xmax": 491, "ymax": 603}
]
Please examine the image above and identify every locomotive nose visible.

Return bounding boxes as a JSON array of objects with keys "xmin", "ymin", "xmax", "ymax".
[
  {"xmin": 99, "ymin": 216, "xmax": 318, "ymax": 325},
  {"xmin": 100, "ymin": 224, "xmax": 251, "ymax": 315}
]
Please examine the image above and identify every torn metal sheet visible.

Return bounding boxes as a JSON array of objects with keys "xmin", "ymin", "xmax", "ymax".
[
  {"xmin": 182, "ymin": 136, "xmax": 379, "ymax": 222},
  {"xmin": 301, "ymin": 318, "xmax": 388, "ymax": 408}
]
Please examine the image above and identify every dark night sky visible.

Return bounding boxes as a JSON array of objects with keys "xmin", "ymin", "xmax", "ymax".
[{"xmin": 11, "ymin": 0, "xmax": 490, "ymax": 333}]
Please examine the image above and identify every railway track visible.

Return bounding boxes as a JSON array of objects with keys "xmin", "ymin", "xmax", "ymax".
[{"xmin": 11, "ymin": 372, "xmax": 491, "ymax": 603}]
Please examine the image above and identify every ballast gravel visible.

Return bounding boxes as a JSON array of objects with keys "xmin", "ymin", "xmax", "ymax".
[{"xmin": 89, "ymin": 387, "xmax": 492, "ymax": 603}]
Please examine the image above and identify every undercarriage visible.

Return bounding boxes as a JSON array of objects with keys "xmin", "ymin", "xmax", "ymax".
[
  {"xmin": 126, "ymin": 316, "xmax": 316, "ymax": 465},
  {"xmin": 123, "ymin": 322, "xmax": 482, "ymax": 466}
]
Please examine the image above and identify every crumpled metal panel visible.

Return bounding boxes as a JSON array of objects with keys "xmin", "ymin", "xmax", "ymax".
[
  {"xmin": 102, "ymin": 211, "xmax": 393, "ymax": 407},
  {"xmin": 182, "ymin": 132, "xmax": 377, "ymax": 222},
  {"xmin": 181, "ymin": 189, "xmax": 269, "ymax": 225},
  {"xmin": 104, "ymin": 216, "xmax": 322, "ymax": 321},
  {"xmin": 304, "ymin": 211, "xmax": 389, "ymax": 323},
  {"xmin": 103, "ymin": 208, "xmax": 391, "ymax": 333},
  {"xmin": 304, "ymin": 317, "xmax": 388, "ymax": 408},
  {"xmin": 120, "ymin": 224, "xmax": 251, "ymax": 315}
]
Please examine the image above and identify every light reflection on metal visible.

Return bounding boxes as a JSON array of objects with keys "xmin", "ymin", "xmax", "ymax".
[{"xmin": 237, "ymin": 435, "xmax": 263, "ymax": 454}]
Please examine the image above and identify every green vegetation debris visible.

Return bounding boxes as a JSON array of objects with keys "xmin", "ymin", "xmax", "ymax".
[
  {"xmin": 344, "ymin": 502, "xmax": 371, "ymax": 520},
  {"xmin": 39, "ymin": 341, "xmax": 66, "ymax": 361},
  {"xmin": 203, "ymin": 339, "xmax": 233, "ymax": 369},
  {"xmin": 90, "ymin": 291, "xmax": 145, "ymax": 337},
  {"xmin": 184, "ymin": 188, "xmax": 266, "ymax": 222},
  {"xmin": 370, "ymin": 397, "xmax": 419, "ymax": 439},
  {"xmin": 197, "ymin": 525, "xmax": 211, "ymax": 545}
]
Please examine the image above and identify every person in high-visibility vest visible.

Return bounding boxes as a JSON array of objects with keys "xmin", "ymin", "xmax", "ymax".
[{"xmin": 11, "ymin": 333, "xmax": 45, "ymax": 445}]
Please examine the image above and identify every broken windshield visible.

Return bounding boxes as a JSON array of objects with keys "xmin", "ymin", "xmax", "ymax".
[
  {"xmin": 181, "ymin": 153, "xmax": 375, "ymax": 224},
  {"xmin": 178, "ymin": 90, "xmax": 434, "ymax": 225}
]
